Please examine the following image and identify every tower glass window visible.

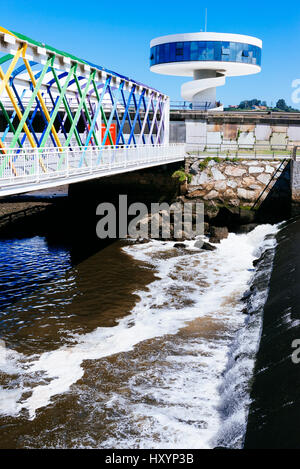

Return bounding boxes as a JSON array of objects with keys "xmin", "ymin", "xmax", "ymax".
[
  {"xmin": 175, "ymin": 42, "xmax": 184, "ymax": 56},
  {"xmin": 150, "ymin": 40, "xmax": 261, "ymax": 67}
]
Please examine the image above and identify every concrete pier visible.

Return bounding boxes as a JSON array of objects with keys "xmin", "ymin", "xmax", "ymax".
[
  {"xmin": 291, "ymin": 148, "xmax": 300, "ymax": 200},
  {"xmin": 291, "ymin": 147, "xmax": 300, "ymax": 215}
]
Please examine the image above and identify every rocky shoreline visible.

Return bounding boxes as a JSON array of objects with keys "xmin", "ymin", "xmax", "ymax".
[
  {"xmin": 130, "ymin": 195, "xmax": 262, "ymax": 250},
  {"xmin": 0, "ymin": 186, "xmax": 68, "ymax": 236}
]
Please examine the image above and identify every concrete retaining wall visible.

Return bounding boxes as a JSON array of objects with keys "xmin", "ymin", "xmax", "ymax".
[
  {"xmin": 185, "ymin": 157, "xmax": 290, "ymax": 207},
  {"xmin": 170, "ymin": 119, "xmax": 300, "ymax": 148},
  {"xmin": 291, "ymin": 159, "xmax": 300, "ymax": 204}
]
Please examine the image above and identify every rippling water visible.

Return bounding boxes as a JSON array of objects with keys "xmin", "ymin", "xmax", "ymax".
[{"xmin": 0, "ymin": 226, "xmax": 278, "ymax": 448}]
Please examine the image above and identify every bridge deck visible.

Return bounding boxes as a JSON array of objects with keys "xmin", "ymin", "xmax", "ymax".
[{"xmin": 0, "ymin": 144, "xmax": 185, "ymax": 196}]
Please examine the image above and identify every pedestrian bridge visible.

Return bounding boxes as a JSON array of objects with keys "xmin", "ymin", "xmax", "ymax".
[
  {"xmin": 0, "ymin": 144, "xmax": 184, "ymax": 196},
  {"xmin": 0, "ymin": 26, "xmax": 185, "ymax": 196}
]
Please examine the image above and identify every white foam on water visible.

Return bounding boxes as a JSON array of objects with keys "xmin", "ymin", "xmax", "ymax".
[
  {"xmin": 98, "ymin": 225, "xmax": 279, "ymax": 449},
  {"xmin": 212, "ymin": 228, "xmax": 278, "ymax": 448},
  {"xmin": 99, "ymin": 338, "xmax": 230, "ymax": 449},
  {"xmin": 0, "ymin": 340, "xmax": 28, "ymax": 416},
  {"xmin": 0, "ymin": 224, "xmax": 278, "ymax": 448}
]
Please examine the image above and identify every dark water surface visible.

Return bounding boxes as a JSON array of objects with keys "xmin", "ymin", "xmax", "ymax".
[
  {"xmin": 0, "ymin": 237, "xmax": 154, "ymax": 353},
  {"xmin": 245, "ymin": 217, "xmax": 300, "ymax": 449},
  {"xmin": 0, "ymin": 224, "xmax": 279, "ymax": 448}
]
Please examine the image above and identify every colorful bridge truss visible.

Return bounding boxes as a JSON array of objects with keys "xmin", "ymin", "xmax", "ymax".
[{"xmin": 0, "ymin": 26, "xmax": 171, "ymax": 180}]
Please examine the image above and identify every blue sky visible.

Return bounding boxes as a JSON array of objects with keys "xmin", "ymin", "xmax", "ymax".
[{"xmin": 1, "ymin": 0, "xmax": 300, "ymax": 107}]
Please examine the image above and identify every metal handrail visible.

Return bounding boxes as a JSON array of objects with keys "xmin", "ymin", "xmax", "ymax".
[
  {"xmin": 0, "ymin": 143, "xmax": 186, "ymax": 195},
  {"xmin": 170, "ymin": 100, "xmax": 219, "ymax": 111},
  {"xmin": 252, "ymin": 159, "xmax": 288, "ymax": 210},
  {"xmin": 185, "ymin": 142, "xmax": 294, "ymax": 159}
]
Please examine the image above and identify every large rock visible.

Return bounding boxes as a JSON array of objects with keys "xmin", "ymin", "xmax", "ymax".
[
  {"xmin": 209, "ymin": 206, "xmax": 238, "ymax": 227},
  {"xmin": 242, "ymin": 176, "xmax": 257, "ymax": 186},
  {"xmin": 204, "ymin": 222, "xmax": 210, "ymax": 234},
  {"xmin": 192, "ymin": 172, "xmax": 210, "ymax": 185},
  {"xmin": 204, "ymin": 190, "xmax": 219, "ymax": 200},
  {"xmin": 265, "ymin": 165, "xmax": 276, "ymax": 174},
  {"xmin": 174, "ymin": 243, "xmax": 186, "ymax": 248},
  {"xmin": 225, "ymin": 166, "xmax": 247, "ymax": 177},
  {"xmin": 214, "ymin": 181, "xmax": 227, "ymax": 191},
  {"xmin": 227, "ymin": 180, "xmax": 238, "ymax": 188},
  {"xmin": 204, "ymin": 201, "xmax": 220, "ymax": 220},
  {"xmin": 186, "ymin": 189, "xmax": 206, "ymax": 198},
  {"xmin": 224, "ymin": 188, "xmax": 236, "ymax": 198},
  {"xmin": 136, "ymin": 237, "xmax": 151, "ymax": 244},
  {"xmin": 257, "ymin": 173, "xmax": 271, "ymax": 185},
  {"xmin": 237, "ymin": 223, "xmax": 258, "ymax": 234},
  {"xmin": 237, "ymin": 188, "xmax": 258, "ymax": 201},
  {"xmin": 194, "ymin": 239, "xmax": 217, "ymax": 251},
  {"xmin": 173, "ymin": 230, "xmax": 196, "ymax": 241},
  {"xmin": 203, "ymin": 242, "xmax": 217, "ymax": 251},
  {"xmin": 211, "ymin": 167, "xmax": 226, "ymax": 180},
  {"xmin": 209, "ymin": 226, "xmax": 229, "ymax": 243},
  {"xmin": 249, "ymin": 166, "xmax": 264, "ymax": 174},
  {"xmin": 239, "ymin": 208, "xmax": 256, "ymax": 224}
]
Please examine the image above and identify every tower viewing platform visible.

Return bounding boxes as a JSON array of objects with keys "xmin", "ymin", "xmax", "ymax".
[{"xmin": 150, "ymin": 32, "xmax": 262, "ymax": 111}]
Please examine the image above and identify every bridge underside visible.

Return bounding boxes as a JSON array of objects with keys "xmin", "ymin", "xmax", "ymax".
[{"xmin": 0, "ymin": 27, "xmax": 183, "ymax": 196}]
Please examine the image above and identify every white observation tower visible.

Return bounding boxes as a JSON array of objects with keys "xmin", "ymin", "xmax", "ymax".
[{"xmin": 150, "ymin": 32, "xmax": 262, "ymax": 110}]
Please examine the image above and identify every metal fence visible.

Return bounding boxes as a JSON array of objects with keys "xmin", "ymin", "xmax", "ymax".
[
  {"xmin": 0, "ymin": 143, "xmax": 185, "ymax": 196},
  {"xmin": 170, "ymin": 101, "xmax": 218, "ymax": 111},
  {"xmin": 185, "ymin": 143, "xmax": 294, "ymax": 160}
]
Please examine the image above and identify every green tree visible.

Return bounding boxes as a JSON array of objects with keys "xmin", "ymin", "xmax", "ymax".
[
  {"xmin": 238, "ymin": 99, "xmax": 262, "ymax": 109},
  {"xmin": 276, "ymin": 99, "xmax": 289, "ymax": 111}
]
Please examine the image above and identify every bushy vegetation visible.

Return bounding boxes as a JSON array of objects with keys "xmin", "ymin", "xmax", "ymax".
[
  {"xmin": 172, "ymin": 168, "xmax": 192, "ymax": 184},
  {"xmin": 198, "ymin": 156, "xmax": 223, "ymax": 170}
]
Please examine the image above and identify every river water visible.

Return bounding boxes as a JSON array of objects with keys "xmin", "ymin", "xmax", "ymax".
[{"xmin": 0, "ymin": 224, "xmax": 279, "ymax": 448}]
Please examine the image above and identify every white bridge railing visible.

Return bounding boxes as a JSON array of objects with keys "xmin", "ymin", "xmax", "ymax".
[{"xmin": 0, "ymin": 144, "xmax": 185, "ymax": 196}]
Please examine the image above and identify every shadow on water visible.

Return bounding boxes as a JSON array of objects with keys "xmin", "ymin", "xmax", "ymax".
[
  {"xmin": 0, "ymin": 164, "xmax": 181, "ymax": 349},
  {"xmin": 0, "ymin": 192, "xmax": 117, "ymax": 261},
  {"xmin": 0, "ymin": 191, "xmax": 156, "ymax": 354}
]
